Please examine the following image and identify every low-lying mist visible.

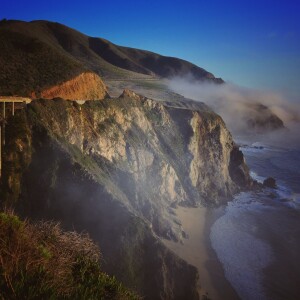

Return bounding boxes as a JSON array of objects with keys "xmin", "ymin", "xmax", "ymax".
[{"xmin": 168, "ymin": 77, "xmax": 300, "ymax": 149}]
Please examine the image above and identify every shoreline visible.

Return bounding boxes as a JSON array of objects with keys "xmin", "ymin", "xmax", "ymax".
[
  {"xmin": 162, "ymin": 205, "xmax": 239, "ymax": 300},
  {"xmin": 203, "ymin": 207, "xmax": 240, "ymax": 300},
  {"xmin": 241, "ymin": 138, "xmax": 300, "ymax": 299},
  {"xmin": 255, "ymin": 205, "xmax": 300, "ymax": 300}
]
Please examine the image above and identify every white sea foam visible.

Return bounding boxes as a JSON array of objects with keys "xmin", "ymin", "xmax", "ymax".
[
  {"xmin": 240, "ymin": 146, "xmax": 265, "ymax": 154},
  {"xmin": 249, "ymin": 171, "xmax": 265, "ymax": 183},
  {"xmin": 210, "ymin": 193, "xmax": 274, "ymax": 300},
  {"xmin": 290, "ymin": 194, "xmax": 300, "ymax": 210},
  {"xmin": 211, "ymin": 138, "xmax": 300, "ymax": 299}
]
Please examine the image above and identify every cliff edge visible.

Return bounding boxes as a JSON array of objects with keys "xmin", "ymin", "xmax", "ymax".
[{"xmin": 1, "ymin": 91, "xmax": 253, "ymax": 299}]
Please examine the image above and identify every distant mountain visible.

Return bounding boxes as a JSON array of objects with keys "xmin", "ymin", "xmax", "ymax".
[
  {"xmin": 89, "ymin": 37, "xmax": 224, "ymax": 82},
  {"xmin": 0, "ymin": 19, "xmax": 223, "ymax": 97}
]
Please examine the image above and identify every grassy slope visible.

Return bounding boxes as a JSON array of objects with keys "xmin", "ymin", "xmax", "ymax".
[
  {"xmin": 40, "ymin": 20, "xmax": 222, "ymax": 82},
  {"xmin": 0, "ymin": 21, "xmax": 85, "ymax": 96},
  {"xmin": 0, "ymin": 19, "xmax": 223, "ymax": 97},
  {"xmin": 118, "ymin": 44, "xmax": 221, "ymax": 81},
  {"xmin": 0, "ymin": 20, "xmax": 151, "ymax": 97},
  {"xmin": 0, "ymin": 211, "xmax": 140, "ymax": 299},
  {"xmin": 87, "ymin": 37, "xmax": 223, "ymax": 82}
]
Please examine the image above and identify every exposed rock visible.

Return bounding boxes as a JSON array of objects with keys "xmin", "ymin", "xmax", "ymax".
[
  {"xmin": 247, "ymin": 103, "xmax": 284, "ymax": 131},
  {"xmin": 2, "ymin": 91, "xmax": 253, "ymax": 235},
  {"xmin": 1, "ymin": 91, "xmax": 253, "ymax": 300},
  {"xmin": 263, "ymin": 177, "xmax": 277, "ymax": 189},
  {"xmin": 229, "ymin": 147, "xmax": 252, "ymax": 188},
  {"xmin": 38, "ymin": 72, "xmax": 108, "ymax": 100},
  {"xmin": 120, "ymin": 89, "xmax": 145, "ymax": 101}
]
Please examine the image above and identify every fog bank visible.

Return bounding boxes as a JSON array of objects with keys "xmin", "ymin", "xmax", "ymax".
[{"xmin": 168, "ymin": 77, "xmax": 300, "ymax": 149}]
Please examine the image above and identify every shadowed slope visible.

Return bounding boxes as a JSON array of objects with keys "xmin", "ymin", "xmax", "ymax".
[
  {"xmin": 0, "ymin": 211, "xmax": 140, "ymax": 299},
  {"xmin": 89, "ymin": 37, "xmax": 224, "ymax": 82},
  {"xmin": 0, "ymin": 19, "xmax": 223, "ymax": 97}
]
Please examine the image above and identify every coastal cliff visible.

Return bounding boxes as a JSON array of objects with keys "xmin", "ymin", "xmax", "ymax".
[{"xmin": 1, "ymin": 90, "xmax": 252, "ymax": 299}]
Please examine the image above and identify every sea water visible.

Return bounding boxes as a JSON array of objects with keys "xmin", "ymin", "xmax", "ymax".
[{"xmin": 210, "ymin": 141, "xmax": 300, "ymax": 300}]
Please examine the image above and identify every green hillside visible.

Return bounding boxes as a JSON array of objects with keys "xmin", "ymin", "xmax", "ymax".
[{"xmin": 0, "ymin": 19, "xmax": 223, "ymax": 97}]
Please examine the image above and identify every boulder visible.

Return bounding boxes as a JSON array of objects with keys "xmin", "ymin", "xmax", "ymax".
[{"xmin": 263, "ymin": 177, "xmax": 277, "ymax": 189}]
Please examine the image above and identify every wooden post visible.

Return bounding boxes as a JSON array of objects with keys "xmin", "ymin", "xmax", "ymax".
[
  {"xmin": 2, "ymin": 102, "xmax": 5, "ymax": 146},
  {"xmin": 0, "ymin": 124, "xmax": 2, "ymax": 178},
  {"xmin": 12, "ymin": 101, "xmax": 15, "ymax": 116},
  {"xmin": 2, "ymin": 122, "xmax": 4, "ymax": 146}
]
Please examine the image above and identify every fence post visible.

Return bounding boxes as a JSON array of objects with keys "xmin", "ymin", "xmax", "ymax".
[{"xmin": 0, "ymin": 124, "xmax": 2, "ymax": 178}]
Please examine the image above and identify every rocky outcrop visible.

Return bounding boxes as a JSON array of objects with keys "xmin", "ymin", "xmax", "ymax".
[
  {"xmin": 1, "ymin": 91, "xmax": 252, "ymax": 299},
  {"xmin": 263, "ymin": 177, "xmax": 277, "ymax": 189},
  {"xmin": 229, "ymin": 147, "xmax": 252, "ymax": 187},
  {"xmin": 37, "ymin": 72, "xmax": 108, "ymax": 100},
  {"xmin": 246, "ymin": 103, "xmax": 284, "ymax": 132}
]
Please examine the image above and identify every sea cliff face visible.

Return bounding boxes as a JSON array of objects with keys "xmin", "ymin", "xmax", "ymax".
[{"xmin": 1, "ymin": 91, "xmax": 252, "ymax": 299}]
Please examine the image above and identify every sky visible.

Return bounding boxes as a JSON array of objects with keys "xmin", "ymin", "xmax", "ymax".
[{"xmin": 1, "ymin": 0, "xmax": 300, "ymax": 100}]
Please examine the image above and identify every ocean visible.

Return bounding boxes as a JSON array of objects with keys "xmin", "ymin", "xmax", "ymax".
[{"xmin": 210, "ymin": 139, "xmax": 300, "ymax": 300}]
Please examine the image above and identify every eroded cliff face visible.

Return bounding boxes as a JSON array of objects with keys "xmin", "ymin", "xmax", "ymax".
[
  {"xmin": 1, "ymin": 90, "xmax": 252, "ymax": 299},
  {"xmin": 34, "ymin": 72, "xmax": 108, "ymax": 100}
]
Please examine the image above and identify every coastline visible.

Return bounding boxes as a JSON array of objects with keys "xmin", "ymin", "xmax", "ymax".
[
  {"xmin": 241, "ymin": 144, "xmax": 300, "ymax": 299},
  {"xmin": 162, "ymin": 205, "xmax": 239, "ymax": 300},
  {"xmin": 256, "ymin": 205, "xmax": 300, "ymax": 300}
]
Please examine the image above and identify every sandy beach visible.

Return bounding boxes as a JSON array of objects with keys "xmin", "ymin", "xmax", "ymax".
[{"xmin": 163, "ymin": 205, "xmax": 239, "ymax": 300}]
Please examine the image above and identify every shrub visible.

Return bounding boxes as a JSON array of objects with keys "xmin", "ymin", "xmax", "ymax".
[{"xmin": 0, "ymin": 210, "xmax": 140, "ymax": 299}]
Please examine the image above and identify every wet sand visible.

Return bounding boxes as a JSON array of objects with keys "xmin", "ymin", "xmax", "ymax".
[{"xmin": 163, "ymin": 206, "xmax": 239, "ymax": 300}]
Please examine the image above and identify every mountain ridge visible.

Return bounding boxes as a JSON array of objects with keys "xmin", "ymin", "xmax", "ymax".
[
  {"xmin": 0, "ymin": 19, "xmax": 223, "ymax": 98},
  {"xmin": 0, "ymin": 19, "xmax": 261, "ymax": 300}
]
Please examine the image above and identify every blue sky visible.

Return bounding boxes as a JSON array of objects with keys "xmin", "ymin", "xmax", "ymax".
[{"xmin": 1, "ymin": 0, "xmax": 300, "ymax": 99}]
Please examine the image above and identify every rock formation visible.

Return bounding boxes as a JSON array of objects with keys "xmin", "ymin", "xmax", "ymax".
[
  {"xmin": 263, "ymin": 177, "xmax": 277, "ymax": 189},
  {"xmin": 1, "ymin": 91, "xmax": 252, "ymax": 299},
  {"xmin": 0, "ymin": 19, "xmax": 259, "ymax": 300},
  {"xmin": 38, "ymin": 72, "xmax": 108, "ymax": 100},
  {"xmin": 246, "ymin": 103, "xmax": 284, "ymax": 132}
]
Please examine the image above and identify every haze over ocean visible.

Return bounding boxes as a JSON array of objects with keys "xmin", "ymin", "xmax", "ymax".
[{"xmin": 1, "ymin": 0, "xmax": 299, "ymax": 100}]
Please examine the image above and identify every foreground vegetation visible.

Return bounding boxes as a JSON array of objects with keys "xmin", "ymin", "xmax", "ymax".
[{"xmin": 0, "ymin": 210, "xmax": 140, "ymax": 299}]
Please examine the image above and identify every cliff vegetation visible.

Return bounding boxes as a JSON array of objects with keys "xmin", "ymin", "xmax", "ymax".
[{"xmin": 0, "ymin": 210, "xmax": 140, "ymax": 299}]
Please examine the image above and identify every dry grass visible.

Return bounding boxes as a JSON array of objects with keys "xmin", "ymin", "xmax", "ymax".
[{"xmin": 0, "ymin": 210, "xmax": 140, "ymax": 299}]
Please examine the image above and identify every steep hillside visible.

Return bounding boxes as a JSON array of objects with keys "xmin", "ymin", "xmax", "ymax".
[
  {"xmin": 89, "ymin": 37, "xmax": 224, "ymax": 82},
  {"xmin": 0, "ymin": 19, "xmax": 284, "ymax": 132},
  {"xmin": 0, "ymin": 19, "xmax": 223, "ymax": 98},
  {"xmin": 0, "ymin": 211, "xmax": 140, "ymax": 299},
  {"xmin": 0, "ymin": 91, "xmax": 252, "ymax": 299},
  {"xmin": 0, "ymin": 20, "xmax": 108, "ymax": 99}
]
